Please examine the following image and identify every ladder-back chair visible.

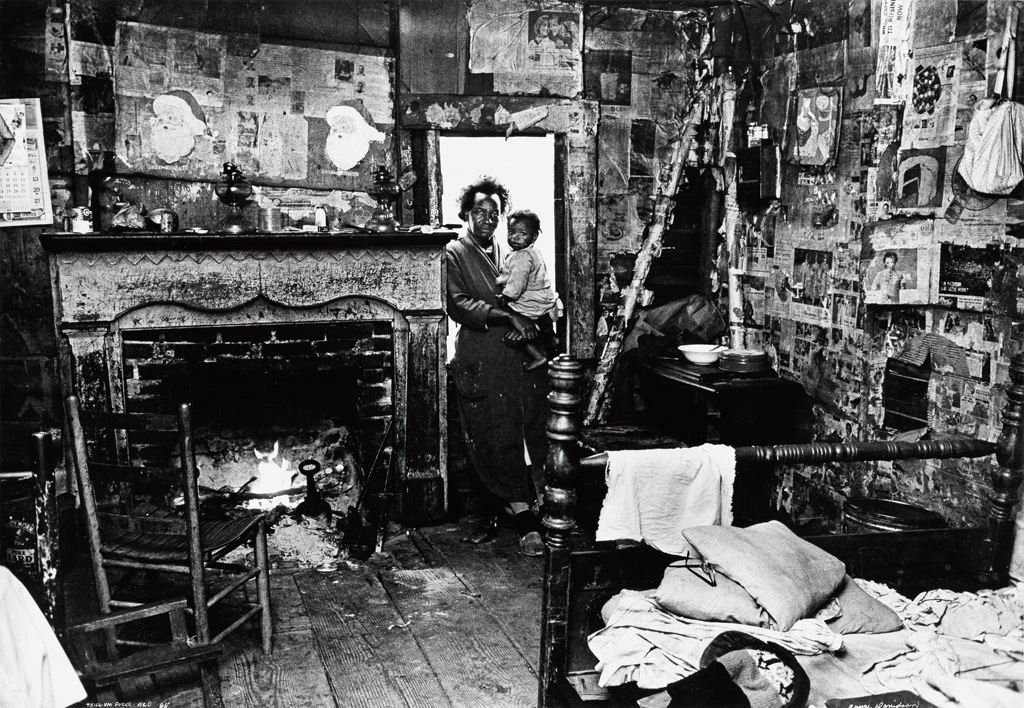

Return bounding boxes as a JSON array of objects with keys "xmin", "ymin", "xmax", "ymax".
[{"xmin": 65, "ymin": 395, "xmax": 273, "ymax": 654}]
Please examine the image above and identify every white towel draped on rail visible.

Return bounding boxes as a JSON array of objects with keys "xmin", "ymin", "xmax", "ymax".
[{"xmin": 596, "ymin": 445, "xmax": 736, "ymax": 555}]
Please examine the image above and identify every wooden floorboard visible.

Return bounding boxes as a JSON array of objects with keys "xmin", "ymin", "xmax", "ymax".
[
  {"xmin": 221, "ymin": 629, "xmax": 337, "ymax": 708},
  {"xmin": 62, "ymin": 519, "xmax": 546, "ymax": 708},
  {"xmin": 381, "ymin": 564, "xmax": 538, "ymax": 708},
  {"xmin": 414, "ymin": 519, "xmax": 544, "ymax": 672},
  {"xmin": 296, "ymin": 567, "xmax": 453, "ymax": 708}
]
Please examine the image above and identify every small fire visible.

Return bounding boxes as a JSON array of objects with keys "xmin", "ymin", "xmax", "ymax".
[{"xmin": 247, "ymin": 441, "xmax": 295, "ymax": 509}]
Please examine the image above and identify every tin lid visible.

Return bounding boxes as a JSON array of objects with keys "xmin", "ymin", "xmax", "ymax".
[
  {"xmin": 719, "ymin": 348, "xmax": 769, "ymax": 362},
  {"xmin": 718, "ymin": 348, "xmax": 770, "ymax": 372}
]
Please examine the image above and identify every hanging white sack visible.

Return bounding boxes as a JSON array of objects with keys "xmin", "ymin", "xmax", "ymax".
[
  {"xmin": 958, "ymin": 4, "xmax": 1024, "ymax": 196},
  {"xmin": 958, "ymin": 98, "xmax": 1024, "ymax": 195}
]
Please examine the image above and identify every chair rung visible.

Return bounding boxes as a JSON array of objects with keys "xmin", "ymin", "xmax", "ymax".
[
  {"xmin": 208, "ymin": 569, "xmax": 258, "ymax": 606},
  {"xmin": 89, "ymin": 643, "xmax": 222, "ymax": 685},
  {"xmin": 211, "ymin": 606, "xmax": 261, "ymax": 644}
]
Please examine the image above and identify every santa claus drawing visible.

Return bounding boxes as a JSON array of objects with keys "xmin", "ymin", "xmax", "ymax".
[
  {"xmin": 324, "ymin": 105, "xmax": 384, "ymax": 171},
  {"xmin": 150, "ymin": 89, "xmax": 210, "ymax": 164}
]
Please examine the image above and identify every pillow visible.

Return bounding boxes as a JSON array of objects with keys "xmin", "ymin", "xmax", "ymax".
[
  {"xmin": 683, "ymin": 521, "xmax": 847, "ymax": 631},
  {"xmin": 819, "ymin": 575, "xmax": 903, "ymax": 634},
  {"xmin": 655, "ymin": 560, "xmax": 771, "ymax": 627}
]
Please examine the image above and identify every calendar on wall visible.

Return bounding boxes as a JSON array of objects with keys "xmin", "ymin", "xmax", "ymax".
[{"xmin": 0, "ymin": 99, "xmax": 53, "ymax": 228}]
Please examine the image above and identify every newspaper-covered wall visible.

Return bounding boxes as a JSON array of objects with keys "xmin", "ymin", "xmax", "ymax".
[
  {"xmin": 113, "ymin": 22, "xmax": 393, "ymax": 188},
  {"xmin": 468, "ymin": 1, "xmax": 582, "ymax": 98}
]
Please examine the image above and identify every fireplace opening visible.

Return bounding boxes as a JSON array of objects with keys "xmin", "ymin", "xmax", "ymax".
[{"xmin": 120, "ymin": 321, "xmax": 395, "ymax": 566}]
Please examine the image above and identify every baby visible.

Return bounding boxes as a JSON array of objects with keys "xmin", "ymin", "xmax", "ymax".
[{"xmin": 496, "ymin": 210, "xmax": 560, "ymax": 371}]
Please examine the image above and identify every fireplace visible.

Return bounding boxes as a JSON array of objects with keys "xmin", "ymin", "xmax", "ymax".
[
  {"xmin": 42, "ymin": 231, "xmax": 455, "ymax": 525},
  {"xmin": 123, "ymin": 321, "xmax": 391, "ymax": 493}
]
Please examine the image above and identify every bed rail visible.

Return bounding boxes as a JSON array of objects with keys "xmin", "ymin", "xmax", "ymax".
[{"xmin": 538, "ymin": 354, "xmax": 1024, "ymax": 708}]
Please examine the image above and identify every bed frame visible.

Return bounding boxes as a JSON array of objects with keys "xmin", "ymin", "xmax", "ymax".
[{"xmin": 538, "ymin": 355, "xmax": 1024, "ymax": 708}]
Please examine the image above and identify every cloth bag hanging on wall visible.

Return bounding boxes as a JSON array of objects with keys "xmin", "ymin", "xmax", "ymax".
[
  {"xmin": 958, "ymin": 4, "xmax": 1024, "ymax": 195},
  {"xmin": 957, "ymin": 97, "xmax": 1024, "ymax": 195}
]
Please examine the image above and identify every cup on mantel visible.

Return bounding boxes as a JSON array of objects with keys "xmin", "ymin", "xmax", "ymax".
[{"xmin": 68, "ymin": 206, "xmax": 92, "ymax": 233}]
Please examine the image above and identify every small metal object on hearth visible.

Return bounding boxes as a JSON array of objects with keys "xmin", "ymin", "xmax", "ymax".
[{"xmin": 293, "ymin": 459, "xmax": 333, "ymax": 522}]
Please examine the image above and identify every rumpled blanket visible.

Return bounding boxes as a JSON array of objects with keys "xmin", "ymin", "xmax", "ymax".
[
  {"xmin": 596, "ymin": 445, "xmax": 736, "ymax": 555},
  {"xmin": 0, "ymin": 566, "xmax": 86, "ymax": 708},
  {"xmin": 589, "ymin": 589, "xmax": 844, "ymax": 689},
  {"xmin": 858, "ymin": 584, "xmax": 1024, "ymax": 708},
  {"xmin": 591, "ymin": 583, "xmax": 1024, "ymax": 708}
]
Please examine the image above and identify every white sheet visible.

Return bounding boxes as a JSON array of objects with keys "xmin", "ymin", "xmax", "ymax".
[
  {"xmin": 596, "ymin": 445, "xmax": 736, "ymax": 555},
  {"xmin": 0, "ymin": 566, "xmax": 86, "ymax": 708},
  {"xmin": 591, "ymin": 582, "xmax": 1024, "ymax": 708},
  {"xmin": 589, "ymin": 589, "xmax": 844, "ymax": 689}
]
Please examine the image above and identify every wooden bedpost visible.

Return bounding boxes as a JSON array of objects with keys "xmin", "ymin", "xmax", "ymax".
[
  {"xmin": 992, "ymin": 353, "xmax": 1024, "ymax": 584},
  {"xmin": 540, "ymin": 356, "xmax": 584, "ymax": 708}
]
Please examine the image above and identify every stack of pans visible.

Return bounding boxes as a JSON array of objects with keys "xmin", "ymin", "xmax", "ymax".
[{"xmin": 718, "ymin": 348, "xmax": 771, "ymax": 373}]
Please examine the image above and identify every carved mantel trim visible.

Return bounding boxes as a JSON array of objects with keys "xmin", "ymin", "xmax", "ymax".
[{"xmin": 42, "ymin": 232, "xmax": 455, "ymax": 324}]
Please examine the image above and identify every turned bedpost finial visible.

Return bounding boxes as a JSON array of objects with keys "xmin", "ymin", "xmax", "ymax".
[
  {"xmin": 992, "ymin": 352, "xmax": 1024, "ymax": 581},
  {"xmin": 543, "ymin": 356, "xmax": 583, "ymax": 550}
]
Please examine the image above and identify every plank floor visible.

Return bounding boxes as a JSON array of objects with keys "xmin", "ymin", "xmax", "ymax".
[{"xmin": 71, "ymin": 517, "xmax": 546, "ymax": 708}]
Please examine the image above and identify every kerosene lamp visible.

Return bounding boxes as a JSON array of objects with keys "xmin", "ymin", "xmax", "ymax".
[
  {"xmin": 214, "ymin": 162, "xmax": 255, "ymax": 233},
  {"xmin": 364, "ymin": 165, "xmax": 400, "ymax": 232}
]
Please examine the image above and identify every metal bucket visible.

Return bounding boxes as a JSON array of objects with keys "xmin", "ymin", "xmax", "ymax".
[{"xmin": 842, "ymin": 497, "xmax": 947, "ymax": 534}]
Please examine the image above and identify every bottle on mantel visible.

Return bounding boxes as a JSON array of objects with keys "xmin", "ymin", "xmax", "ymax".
[{"xmin": 88, "ymin": 149, "xmax": 115, "ymax": 233}]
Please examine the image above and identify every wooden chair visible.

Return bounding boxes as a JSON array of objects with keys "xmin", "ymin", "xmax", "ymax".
[
  {"xmin": 65, "ymin": 394, "xmax": 273, "ymax": 656},
  {"xmin": 67, "ymin": 597, "xmax": 224, "ymax": 708}
]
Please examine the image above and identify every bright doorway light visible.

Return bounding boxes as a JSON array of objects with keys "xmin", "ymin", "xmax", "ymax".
[{"xmin": 439, "ymin": 134, "xmax": 556, "ymax": 362}]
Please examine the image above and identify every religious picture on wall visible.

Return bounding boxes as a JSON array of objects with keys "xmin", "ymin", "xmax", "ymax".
[
  {"xmin": 584, "ymin": 49, "xmax": 632, "ymax": 106},
  {"xmin": 786, "ymin": 87, "xmax": 843, "ymax": 166}
]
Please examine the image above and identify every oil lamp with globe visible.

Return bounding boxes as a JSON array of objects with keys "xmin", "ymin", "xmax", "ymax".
[
  {"xmin": 214, "ymin": 162, "xmax": 256, "ymax": 233},
  {"xmin": 365, "ymin": 165, "xmax": 400, "ymax": 232}
]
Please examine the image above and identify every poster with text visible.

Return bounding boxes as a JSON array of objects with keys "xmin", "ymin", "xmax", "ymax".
[
  {"xmin": 900, "ymin": 44, "xmax": 960, "ymax": 148},
  {"xmin": 875, "ymin": 0, "xmax": 917, "ymax": 103}
]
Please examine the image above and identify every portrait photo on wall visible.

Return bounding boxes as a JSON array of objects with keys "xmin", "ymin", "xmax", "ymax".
[
  {"xmin": 791, "ymin": 248, "xmax": 833, "ymax": 307},
  {"xmin": 526, "ymin": 11, "xmax": 579, "ymax": 68},
  {"xmin": 785, "ymin": 86, "xmax": 843, "ymax": 166},
  {"xmin": 865, "ymin": 248, "xmax": 919, "ymax": 305}
]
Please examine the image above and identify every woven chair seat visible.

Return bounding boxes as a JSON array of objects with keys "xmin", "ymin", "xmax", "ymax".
[{"xmin": 100, "ymin": 515, "xmax": 265, "ymax": 563}]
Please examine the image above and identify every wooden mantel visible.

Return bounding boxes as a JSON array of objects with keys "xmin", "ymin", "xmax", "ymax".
[{"xmin": 41, "ymin": 230, "xmax": 456, "ymax": 524}]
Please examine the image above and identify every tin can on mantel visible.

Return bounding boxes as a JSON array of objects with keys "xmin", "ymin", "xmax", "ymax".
[{"xmin": 258, "ymin": 207, "xmax": 282, "ymax": 233}]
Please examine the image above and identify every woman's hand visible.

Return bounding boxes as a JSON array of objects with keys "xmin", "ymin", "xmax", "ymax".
[{"xmin": 507, "ymin": 312, "xmax": 539, "ymax": 341}]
